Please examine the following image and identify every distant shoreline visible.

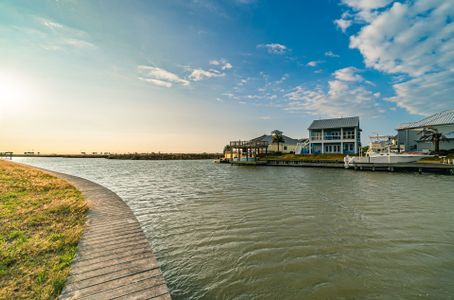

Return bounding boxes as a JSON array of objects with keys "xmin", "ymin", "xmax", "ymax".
[{"xmin": 12, "ymin": 153, "xmax": 222, "ymax": 160}]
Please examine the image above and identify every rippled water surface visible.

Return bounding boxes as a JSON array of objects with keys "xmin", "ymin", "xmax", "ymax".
[{"xmin": 14, "ymin": 158, "xmax": 454, "ymax": 299}]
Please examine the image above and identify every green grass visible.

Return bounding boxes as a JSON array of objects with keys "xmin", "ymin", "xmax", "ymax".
[
  {"xmin": 265, "ymin": 153, "xmax": 345, "ymax": 161},
  {"xmin": 418, "ymin": 153, "xmax": 454, "ymax": 164},
  {"xmin": 0, "ymin": 160, "xmax": 87, "ymax": 299}
]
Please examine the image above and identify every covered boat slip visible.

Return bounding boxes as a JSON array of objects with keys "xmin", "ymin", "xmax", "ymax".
[{"xmin": 229, "ymin": 140, "xmax": 269, "ymax": 163}]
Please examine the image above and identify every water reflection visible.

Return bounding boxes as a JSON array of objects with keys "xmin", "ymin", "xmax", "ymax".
[{"xmin": 14, "ymin": 158, "xmax": 454, "ymax": 299}]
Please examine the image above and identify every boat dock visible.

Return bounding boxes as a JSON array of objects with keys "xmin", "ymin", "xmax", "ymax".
[
  {"xmin": 230, "ymin": 160, "xmax": 268, "ymax": 166},
  {"xmin": 347, "ymin": 162, "xmax": 454, "ymax": 175},
  {"xmin": 227, "ymin": 159, "xmax": 454, "ymax": 174},
  {"xmin": 46, "ymin": 171, "xmax": 171, "ymax": 300}
]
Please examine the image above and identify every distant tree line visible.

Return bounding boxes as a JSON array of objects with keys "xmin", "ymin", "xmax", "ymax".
[{"xmin": 107, "ymin": 153, "xmax": 222, "ymax": 160}]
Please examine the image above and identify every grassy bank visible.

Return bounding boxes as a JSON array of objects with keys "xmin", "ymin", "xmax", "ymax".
[
  {"xmin": 419, "ymin": 154, "xmax": 454, "ymax": 164},
  {"xmin": 265, "ymin": 153, "xmax": 345, "ymax": 161},
  {"xmin": 0, "ymin": 160, "xmax": 87, "ymax": 299}
]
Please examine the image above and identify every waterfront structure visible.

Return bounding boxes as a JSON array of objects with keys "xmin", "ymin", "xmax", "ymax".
[
  {"xmin": 249, "ymin": 134, "xmax": 299, "ymax": 153},
  {"xmin": 229, "ymin": 140, "xmax": 269, "ymax": 161},
  {"xmin": 0, "ymin": 152, "xmax": 13, "ymax": 160},
  {"xmin": 397, "ymin": 109, "xmax": 454, "ymax": 152},
  {"xmin": 308, "ymin": 116, "xmax": 361, "ymax": 154}
]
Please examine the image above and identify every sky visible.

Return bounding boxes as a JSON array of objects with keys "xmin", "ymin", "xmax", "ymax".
[{"xmin": 0, "ymin": 0, "xmax": 453, "ymax": 153}]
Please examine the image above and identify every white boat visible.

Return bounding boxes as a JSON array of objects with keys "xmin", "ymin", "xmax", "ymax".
[
  {"xmin": 346, "ymin": 135, "xmax": 433, "ymax": 165},
  {"xmin": 348, "ymin": 152, "xmax": 432, "ymax": 164}
]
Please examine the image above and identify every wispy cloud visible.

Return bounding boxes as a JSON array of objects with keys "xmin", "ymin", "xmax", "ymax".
[
  {"xmin": 324, "ymin": 51, "xmax": 340, "ymax": 57},
  {"xmin": 342, "ymin": 0, "xmax": 454, "ymax": 115},
  {"xmin": 36, "ymin": 17, "xmax": 96, "ymax": 50},
  {"xmin": 137, "ymin": 65, "xmax": 189, "ymax": 88},
  {"xmin": 307, "ymin": 60, "xmax": 323, "ymax": 67},
  {"xmin": 334, "ymin": 67, "xmax": 363, "ymax": 82},
  {"xmin": 62, "ymin": 38, "xmax": 95, "ymax": 49},
  {"xmin": 138, "ymin": 78, "xmax": 172, "ymax": 88},
  {"xmin": 257, "ymin": 43, "xmax": 288, "ymax": 55},
  {"xmin": 189, "ymin": 68, "xmax": 224, "ymax": 81},
  {"xmin": 285, "ymin": 67, "xmax": 382, "ymax": 116},
  {"xmin": 334, "ymin": 17, "xmax": 352, "ymax": 33},
  {"xmin": 39, "ymin": 18, "xmax": 64, "ymax": 30},
  {"xmin": 209, "ymin": 59, "xmax": 233, "ymax": 70},
  {"xmin": 236, "ymin": 79, "xmax": 248, "ymax": 86}
]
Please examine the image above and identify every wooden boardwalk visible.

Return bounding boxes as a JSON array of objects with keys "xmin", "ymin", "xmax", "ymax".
[
  {"xmin": 347, "ymin": 162, "xmax": 454, "ymax": 174},
  {"xmin": 46, "ymin": 171, "xmax": 171, "ymax": 300}
]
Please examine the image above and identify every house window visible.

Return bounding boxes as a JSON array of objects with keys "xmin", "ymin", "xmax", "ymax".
[
  {"xmin": 343, "ymin": 129, "xmax": 355, "ymax": 139},
  {"xmin": 325, "ymin": 145, "xmax": 340, "ymax": 153},
  {"xmin": 311, "ymin": 131, "xmax": 322, "ymax": 140},
  {"xmin": 332, "ymin": 131, "xmax": 340, "ymax": 139},
  {"xmin": 284, "ymin": 146, "xmax": 288, "ymax": 150}
]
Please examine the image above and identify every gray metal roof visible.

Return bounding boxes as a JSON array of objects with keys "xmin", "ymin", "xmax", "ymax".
[
  {"xmin": 398, "ymin": 109, "xmax": 454, "ymax": 130},
  {"xmin": 250, "ymin": 134, "xmax": 299, "ymax": 145},
  {"xmin": 308, "ymin": 116, "xmax": 360, "ymax": 130}
]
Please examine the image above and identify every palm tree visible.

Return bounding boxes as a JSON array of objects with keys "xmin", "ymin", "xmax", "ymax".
[
  {"xmin": 418, "ymin": 126, "xmax": 447, "ymax": 154},
  {"xmin": 223, "ymin": 144, "xmax": 232, "ymax": 154},
  {"xmin": 271, "ymin": 130, "xmax": 285, "ymax": 153}
]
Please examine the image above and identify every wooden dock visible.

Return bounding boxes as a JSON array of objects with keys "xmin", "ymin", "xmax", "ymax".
[
  {"xmin": 347, "ymin": 162, "xmax": 454, "ymax": 174},
  {"xmin": 44, "ymin": 171, "xmax": 171, "ymax": 300},
  {"xmin": 227, "ymin": 159, "xmax": 454, "ymax": 174},
  {"xmin": 230, "ymin": 160, "xmax": 268, "ymax": 166}
]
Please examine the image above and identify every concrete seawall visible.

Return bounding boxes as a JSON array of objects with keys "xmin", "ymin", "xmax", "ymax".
[{"xmin": 35, "ymin": 168, "xmax": 171, "ymax": 299}]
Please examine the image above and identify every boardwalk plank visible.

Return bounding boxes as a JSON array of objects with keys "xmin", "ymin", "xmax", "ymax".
[{"xmin": 36, "ymin": 171, "xmax": 172, "ymax": 300}]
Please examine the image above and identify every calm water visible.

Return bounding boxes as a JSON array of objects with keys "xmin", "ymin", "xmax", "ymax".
[{"xmin": 14, "ymin": 158, "xmax": 454, "ymax": 299}]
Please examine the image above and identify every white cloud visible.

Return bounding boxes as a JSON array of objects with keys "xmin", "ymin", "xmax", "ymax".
[
  {"xmin": 137, "ymin": 65, "xmax": 189, "ymax": 88},
  {"xmin": 63, "ymin": 38, "xmax": 95, "ymax": 49},
  {"xmin": 388, "ymin": 70, "xmax": 454, "ymax": 115},
  {"xmin": 342, "ymin": 0, "xmax": 454, "ymax": 115},
  {"xmin": 138, "ymin": 77, "xmax": 172, "ymax": 88},
  {"xmin": 307, "ymin": 60, "xmax": 323, "ymax": 67},
  {"xmin": 36, "ymin": 17, "xmax": 96, "ymax": 50},
  {"xmin": 236, "ymin": 79, "xmax": 248, "ymax": 86},
  {"xmin": 334, "ymin": 18, "xmax": 352, "ymax": 32},
  {"xmin": 189, "ymin": 68, "xmax": 224, "ymax": 81},
  {"xmin": 39, "ymin": 18, "xmax": 64, "ymax": 30},
  {"xmin": 285, "ymin": 67, "xmax": 381, "ymax": 116},
  {"xmin": 342, "ymin": 0, "xmax": 393, "ymax": 11},
  {"xmin": 324, "ymin": 51, "xmax": 340, "ymax": 57},
  {"xmin": 257, "ymin": 43, "xmax": 288, "ymax": 54},
  {"xmin": 209, "ymin": 59, "xmax": 233, "ymax": 70},
  {"xmin": 334, "ymin": 67, "xmax": 363, "ymax": 82},
  {"xmin": 223, "ymin": 62, "xmax": 233, "ymax": 70}
]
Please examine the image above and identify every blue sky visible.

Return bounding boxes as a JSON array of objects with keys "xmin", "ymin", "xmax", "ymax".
[{"xmin": 1, "ymin": 0, "xmax": 453, "ymax": 153}]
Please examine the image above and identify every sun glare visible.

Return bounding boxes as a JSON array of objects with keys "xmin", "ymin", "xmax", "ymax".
[{"xmin": 0, "ymin": 73, "xmax": 30, "ymax": 113}]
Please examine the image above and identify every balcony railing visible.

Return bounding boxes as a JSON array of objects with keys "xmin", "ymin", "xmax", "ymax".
[
  {"xmin": 324, "ymin": 135, "xmax": 341, "ymax": 140},
  {"xmin": 310, "ymin": 134, "xmax": 356, "ymax": 141},
  {"xmin": 310, "ymin": 136, "xmax": 323, "ymax": 141}
]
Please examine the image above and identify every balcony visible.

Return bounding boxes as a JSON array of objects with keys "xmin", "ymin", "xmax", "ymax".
[
  {"xmin": 324, "ymin": 135, "xmax": 341, "ymax": 140},
  {"xmin": 310, "ymin": 136, "xmax": 323, "ymax": 141},
  {"xmin": 342, "ymin": 134, "xmax": 355, "ymax": 140}
]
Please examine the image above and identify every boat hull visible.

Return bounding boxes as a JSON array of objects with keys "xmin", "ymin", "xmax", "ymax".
[{"xmin": 349, "ymin": 154, "xmax": 431, "ymax": 164}]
